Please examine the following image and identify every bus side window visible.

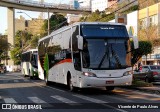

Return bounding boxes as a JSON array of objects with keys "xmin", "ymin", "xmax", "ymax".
[
  {"xmin": 72, "ymin": 26, "xmax": 81, "ymax": 71},
  {"xmin": 73, "ymin": 51, "xmax": 81, "ymax": 71}
]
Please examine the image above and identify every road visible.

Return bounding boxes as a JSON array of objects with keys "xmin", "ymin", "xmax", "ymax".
[{"xmin": 0, "ymin": 72, "xmax": 160, "ymax": 112}]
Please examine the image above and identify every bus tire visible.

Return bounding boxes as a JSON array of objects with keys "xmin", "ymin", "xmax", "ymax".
[
  {"xmin": 145, "ymin": 77, "xmax": 151, "ymax": 83},
  {"xmin": 67, "ymin": 73, "xmax": 77, "ymax": 92},
  {"xmin": 44, "ymin": 71, "xmax": 49, "ymax": 85},
  {"xmin": 106, "ymin": 86, "xmax": 115, "ymax": 91},
  {"xmin": 29, "ymin": 70, "xmax": 33, "ymax": 79}
]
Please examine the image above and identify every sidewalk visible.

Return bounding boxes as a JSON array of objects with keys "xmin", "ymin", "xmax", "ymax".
[{"xmin": 122, "ymin": 85, "xmax": 160, "ymax": 95}]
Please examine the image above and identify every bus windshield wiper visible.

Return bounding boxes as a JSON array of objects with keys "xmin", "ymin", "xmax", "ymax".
[
  {"xmin": 111, "ymin": 45, "xmax": 122, "ymax": 68},
  {"xmin": 98, "ymin": 44, "xmax": 108, "ymax": 68}
]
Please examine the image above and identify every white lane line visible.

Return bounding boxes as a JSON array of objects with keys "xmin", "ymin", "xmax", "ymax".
[
  {"xmin": 4, "ymin": 98, "xmax": 17, "ymax": 103},
  {"xmin": 73, "ymin": 94, "xmax": 107, "ymax": 103},
  {"xmin": 28, "ymin": 97, "xmax": 47, "ymax": 103},
  {"xmin": 14, "ymin": 80, "xmax": 19, "ymax": 83},
  {"xmin": 28, "ymin": 96, "xmax": 52, "ymax": 108},
  {"xmin": 23, "ymin": 79, "xmax": 29, "ymax": 82},
  {"xmin": 51, "ymin": 95, "xmax": 80, "ymax": 105},
  {"xmin": 73, "ymin": 94, "xmax": 128, "ymax": 112}
]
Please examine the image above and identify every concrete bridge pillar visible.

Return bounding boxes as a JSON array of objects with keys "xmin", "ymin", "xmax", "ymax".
[{"xmin": 7, "ymin": 7, "xmax": 15, "ymax": 66}]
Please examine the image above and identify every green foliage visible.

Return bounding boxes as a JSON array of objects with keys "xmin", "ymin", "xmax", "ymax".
[
  {"xmin": 80, "ymin": 10, "xmax": 114, "ymax": 22},
  {"xmin": 10, "ymin": 30, "xmax": 32, "ymax": 65},
  {"xmin": 42, "ymin": 13, "xmax": 67, "ymax": 36},
  {"xmin": 131, "ymin": 41, "xmax": 152, "ymax": 65},
  {"xmin": 80, "ymin": 4, "xmax": 138, "ymax": 22},
  {"xmin": 0, "ymin": 36, "xmax": 10, "ymax": 63},
  {"xmin": 10, "ymin": 47, "xmax": 21, "ymax": 65},
  {"xmin": 121, "ymin": 5, "xmax": 139, "ymax": 14},
  {"xmin": 30, "ymin": 35, "xmax": 40, "ymax": 48}
]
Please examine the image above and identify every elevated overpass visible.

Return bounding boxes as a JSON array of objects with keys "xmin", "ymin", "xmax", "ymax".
[
  {"xmin": 0, "ymin": 0, "xmax": 91, "ymax": 14},
  {"xmin": 0, "ymin": 0, "xmax": 91, "ymax": 66}
]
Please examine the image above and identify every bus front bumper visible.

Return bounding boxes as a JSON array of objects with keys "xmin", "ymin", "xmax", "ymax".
[{"xmin": 78, "ymin": 75, "xmax": 132, "ymax": 88}]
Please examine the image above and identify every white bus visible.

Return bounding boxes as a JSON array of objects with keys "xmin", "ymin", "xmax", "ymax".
[
  {"xmin": 21, "ymin": 49, "xmax": 38, "ymax": 79},
  {"xmin": 38, "ymin": 22, "xmax": 138, "ymax": 91}
]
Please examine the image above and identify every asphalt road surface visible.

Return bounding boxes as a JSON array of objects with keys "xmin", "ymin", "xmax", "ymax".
[{"xmin": 0, "ymin": 72, "xmax": 160, "ymax": 112}]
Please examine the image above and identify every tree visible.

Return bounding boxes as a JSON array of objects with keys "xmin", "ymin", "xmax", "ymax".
[
  {"xmin": 41, "ymin": 13, "xmax": 68, "ymax": 36},
  {"xmin": 131, "ymin": 41, "xmax": 152, "ymax": 65},
  {"xmin": 0, "ymin": 35, "xmax": 10, "ymax": 63},
  {"xmin": 30, "ymin": 35, "xmax": 41, "ymax": 48},
  {"xmin": 138, "ymin": 25, "xmax": 159, "ymax": 46},
  {"xmin": 10, "ymin": 30, "xmax": 32, "ymax": 65}
]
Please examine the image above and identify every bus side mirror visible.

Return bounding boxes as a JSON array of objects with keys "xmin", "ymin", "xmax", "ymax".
[
  {"xmin": 132, "ymin": 36, "xmax": 139, "ymax": 49},
  {"xmin": 77, "ymin": 35, "xmax": 83, "ymax": 50}
]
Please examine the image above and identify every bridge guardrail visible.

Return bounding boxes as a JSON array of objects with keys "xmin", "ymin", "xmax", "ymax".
[{"xmin": 3, "ymin": 0, "xmax": 91, "ymax": 11}]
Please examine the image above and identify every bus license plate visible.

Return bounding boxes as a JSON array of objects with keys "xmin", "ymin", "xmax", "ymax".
[{"xmin": 106, "ymin": 80, "xmax": 114, "ymax": 84}]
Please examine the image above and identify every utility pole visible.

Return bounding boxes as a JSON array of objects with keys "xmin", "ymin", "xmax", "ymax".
[{"xmin": 47, "ymin": 8, "xmax": 50, "ymax": 35}]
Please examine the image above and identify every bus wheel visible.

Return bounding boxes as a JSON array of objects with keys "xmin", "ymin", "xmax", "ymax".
[
  {"xmin": 45, "ymin": 76, "xmax": 49, "ymax": 85},
  {"xmin": 106, "ymin": 86, "xmax": 115, "ymax": 91},
  {"xmin": 145, "ymin": 77, "xmax": 151, "ymax": 83},
  {"xmin": 29, "ymin": 71, "xmax": 33, "ymax": 79},
  {"xmin": 67, "ymin": 74, "xmax": 77, "ymax": 92}
]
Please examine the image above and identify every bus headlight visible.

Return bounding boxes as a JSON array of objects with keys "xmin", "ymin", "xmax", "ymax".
[
  {"xmin": 82, "ymin": 72, "xmax": 97, "ymax": 77},
  {"xmin": 123, "ymin": 71, "xmax": 132, "ymax": 76}
]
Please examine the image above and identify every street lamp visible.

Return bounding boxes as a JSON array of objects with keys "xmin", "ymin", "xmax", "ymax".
[
  {"xmin": 17, "ymin": 11, "xmax": 35, "ymax": 21},
  {"xmin": 17, "ymin": 11, "xmax": 50, "ymax": 35}
]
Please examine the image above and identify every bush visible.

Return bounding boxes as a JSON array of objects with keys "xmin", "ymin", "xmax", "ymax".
[{"xmin": 132, "ymin": 80, "xmax": 153, "ymax": 87}]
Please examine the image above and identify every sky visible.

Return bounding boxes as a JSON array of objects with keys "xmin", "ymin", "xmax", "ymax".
[{"xmin": 0, "ymin": 0, "xmax": 69, "ymax": 34}]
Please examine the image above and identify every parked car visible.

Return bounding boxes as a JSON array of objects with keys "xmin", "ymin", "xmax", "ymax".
[
  {"xmin": 0, "ymin": 64, "xmax": 5, "ymax": 73},
  {"xmin": 133, "ymin": 65, "xmax": 160, "ymax": 83}
]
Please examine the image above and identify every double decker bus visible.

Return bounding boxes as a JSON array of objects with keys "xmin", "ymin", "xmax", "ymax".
[
  {"xmin": 21, "ymin": 49, "xmax": 38, "ymax": 79},
  {"xmin": 38, "ymin": 22, "xmax": 138, "ymax": 91}
]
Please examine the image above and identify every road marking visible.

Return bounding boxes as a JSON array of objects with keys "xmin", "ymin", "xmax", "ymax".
[
  {"xmin": 23, "ymin": 79, "xmax": 29, "ymax": 82},
  {"xmin": 28, "ymin": 96, "xmax": 52, "ymax": 108},
  {"xmin": 14, "ymin": 80, "xmax": 19, "ymax": 83},
  {"xmin": 51, "ymin": 95, "xmax": 79, "ymax": 105},
  {"xmin": 73, "ymin": 94, "xmax": 128, "ymax": 112},
  {"xmin": 4, "ymin": 98, "xmax": 17, "ymax": 103},
  {"xmin": 28, "ymin": 97, "xmax": 47, "ymax": 103},
  {"xmin": 73, "ymin": 94, "xmax": 107, "ymax": 103}
]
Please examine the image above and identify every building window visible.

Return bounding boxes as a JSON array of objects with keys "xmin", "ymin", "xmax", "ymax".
[
  {"xmin": 25, "ymin": 20, "xmax": 28, "ymax": 27},
  {"xmin": 149, "ymin": 15, "xmax": 158, "ymax": 26},
  {"xmin": 139, "ymin": 18, "xmax": 147, "ymax": 29}
]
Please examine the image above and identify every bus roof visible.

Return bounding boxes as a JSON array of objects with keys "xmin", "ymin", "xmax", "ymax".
[
  {"xmin": 22, "ymin": 49, "xmax": 38, "ymax": 54},
  {"xmin": 38, "ymin": 22, "xmax": 126, "ymax": 43}
]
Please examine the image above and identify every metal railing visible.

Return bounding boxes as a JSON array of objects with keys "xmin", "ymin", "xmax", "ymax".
[
  {"xmin": 106, "ymin": 0, "xmax": 138, "ymax": 14},
  {"xmin": 2, "ymin": 0, "xmax": 91, "ymax": 11}
]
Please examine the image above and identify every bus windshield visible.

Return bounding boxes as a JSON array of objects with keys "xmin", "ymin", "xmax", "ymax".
[
  {"xmin": 82, "ymin": 39, "xmax": 131, "ymax": 70},
  {"xmin": 80, "ymin": 24, "xmax": 131, "ymax": 70}
]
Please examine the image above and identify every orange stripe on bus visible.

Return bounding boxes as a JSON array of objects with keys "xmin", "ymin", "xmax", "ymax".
[{"xmin": 56, "ymin": 59, "xmax": 72, "ymax": 65}]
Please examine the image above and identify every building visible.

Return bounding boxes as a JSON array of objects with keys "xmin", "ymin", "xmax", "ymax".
[
  {"xmin": 15, "ymin": 16, "xmax": 44, "ymax": 36},
  {"xmin": 107, "ymin": 0, "xmax": 117, "ymax": 8},
  {"xmin": 66, "ymin": 14, "xmax": 82, "ymax": 24},
  {"xmin": 139, "ymin": 0, "xmax": 160, "ymax": 65},
  {"xmin": 78, "ymin": 0, "xmax": 91, "ymax": 10},
  {"xmin": 92, "ymin": 0, "xmax": 108, "ymax": 12},
  {"xmin": 26, "ymin": 18, "xmax": 44, "ymax": 35}
]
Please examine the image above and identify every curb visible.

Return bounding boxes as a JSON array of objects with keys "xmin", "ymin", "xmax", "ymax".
[{"xmin": 120, "ymin": 86, "xmax": 160, "ymax": 95}]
